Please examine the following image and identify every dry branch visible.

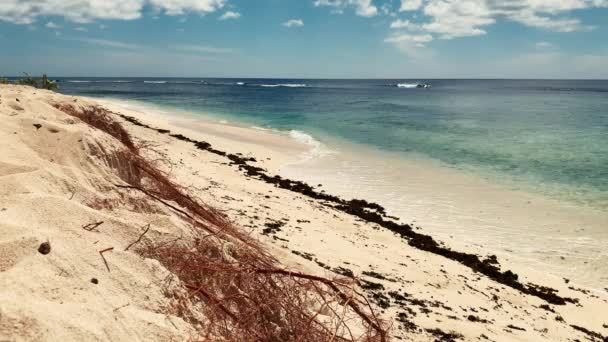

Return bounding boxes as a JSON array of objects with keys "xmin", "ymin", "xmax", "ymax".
[
  {"xmin": 99, "ymin": 247, "xmax": 114, "ymax": 272},
  {"xmin": 124, "ymin": 224, "xmax": 151, "ymax": 251},
  {"xmin": 83, "ymin": 221, "xmax": 104, "ymax": 232}
]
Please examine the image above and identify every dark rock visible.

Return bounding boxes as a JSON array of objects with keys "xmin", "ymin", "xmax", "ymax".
[
  {"xmin": 91, "ymin": 278, "xmax": 99, "ymax": 284},
  {"xmin": 33, "ymin": 124, "xmax": 42, "ymax": 130},
  {"xmin": 38, "ymin": 242, "xmax": 51, "ymax": 255}
]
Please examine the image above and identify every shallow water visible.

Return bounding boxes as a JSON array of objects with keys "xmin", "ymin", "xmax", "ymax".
[{"xmin": 57, "ymin": 78, "xmax": 608, "ymax": 288}]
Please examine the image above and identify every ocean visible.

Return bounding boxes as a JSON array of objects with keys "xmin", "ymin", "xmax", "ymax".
[{"xmin": 55, "ymin": 78, "xmax": 608, "ymax": 288}]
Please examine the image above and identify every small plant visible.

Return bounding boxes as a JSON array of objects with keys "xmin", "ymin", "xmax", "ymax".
[
  {"xmin": 15, "ymin": 73, "xmax": 58, "ymax": 90},
  {"xmin": 41, "ymin": 74, "xmax": 58, "ymax": 90},
  {"xmin": 0, "ymin": 77, "xmax": 9, "ymax": 84},
  {"xmin": 15, "ymin": 73, "xmax": 38, "ymax": 87}
]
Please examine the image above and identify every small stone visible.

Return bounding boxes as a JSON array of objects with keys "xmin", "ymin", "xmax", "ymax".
[
  {"xmin": 33, "ymin": 124, "xmax": 42, "ymax": 130},
  {"xmin": 38, "ymin": 242, "xmax": 51, "ymax": 255},
  {"xmin": 91, "ymin": 278, "xmax": 99, "ymax": 285}
]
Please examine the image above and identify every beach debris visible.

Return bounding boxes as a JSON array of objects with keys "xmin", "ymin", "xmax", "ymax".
[
  {"xmin": 37, "ymin": 241, "xmax": 51, "ymax": 255},
  {"xmin": 33, "ymin": 123, "xmax": 42, "ymax": 130},
  {"xmin": 82, "ymin": 221, "xmax": 104, "ymax": 232},
  {"xmin": 124, "ymin": 224, "xmax": 151, "ymax": 251},
  {"xmin": 113, "ymin": 303, "xmax": 130, "ymax": 312},
  {"xmin": 539, "ymin": 304, "xmax": 556, "ymax": 313},
  {"xmin": 425, "ymin": 328, "xmax": 463, "ymax": 341},
  {"xmin": 99, "ymin": 247, "xmax": 113, "ymax": 272},
  {"xmin": 507, "ymin": 324, "xmax": 527, "ymax": 332},
  {"xmin": 91, "ymin": 278, "xmax": 99, "ymax": 284},
  {"xmin": 261, "ymin": 220, "xmax": 284, "ymax": 235},
  {"xmin": 569, "ymin": 325, "xmax": 607, "ymax": 341}
]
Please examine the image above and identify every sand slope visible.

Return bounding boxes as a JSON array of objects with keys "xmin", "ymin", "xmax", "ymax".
[{"xmin": 1, "ymin": 85, "xmax": 607, "ymax": 341}]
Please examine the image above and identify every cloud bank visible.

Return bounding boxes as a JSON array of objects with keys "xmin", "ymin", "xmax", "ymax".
[
  {"xmin": 314, "ymin": 0, "xmax": 378, "ymax": 17},
  {"xmin": 386, "ymin": 0, "xmax": 607, "ymax": 54},
  {"xmin": 0, "ymin": 0, "xmax": 226, "ymax": 24}
]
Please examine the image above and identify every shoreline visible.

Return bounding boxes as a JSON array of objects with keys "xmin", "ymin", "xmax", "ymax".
[
  {"xmin": 99, "ymin": 97, "xmax": 608, "ymax": 290},
  {"xmin": 2, "ymin": 85, "xmax": 608, "ymax": 341}
]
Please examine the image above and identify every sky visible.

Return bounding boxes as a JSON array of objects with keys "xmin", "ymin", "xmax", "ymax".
[{"xmin": 0, "ymin": 0, "xmax": 607, "ymax": 79}]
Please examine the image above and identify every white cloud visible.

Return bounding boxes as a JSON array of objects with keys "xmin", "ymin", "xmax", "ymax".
[
  {"xmin": 400, "ymin": 0, "xmax": 423, "ymax": 11},
  {"xmin": 390, "ymin": 19, "xmax": 421, "ymax": 29},
  {"xmin": 176, "ymin": 44, "xmax": 234, "ymax": 54},
  {"xmin": 384, "ymin": 33, "xmax": 434, "ymax": 58},
  {"xmin": 147, "ymin": 0, "xmax": 226, "ymax": 16},
  {"xmin": 45, "ymin": 21, "xmax": 61, "ymax": 29},
  {"xmin": 535, "ymin": 41, "xmax": 555, "ymax": 49},
  {"xmin": 420, "ymin": 0, "xmax": 495, "ymax": 39},
  {"xmin": 384, "ymin": 33, "xmax": 433, "ymax": 45},
  {"xmin": 283, "ymin": 19, "xmax": 304, "ymax": 28},
  {"xmin": 388, "ymin": 0, "xmax": 606, "ymax": 42},
  {"xmin": 218, "ymin": 11, "xmax": 240, "ymax": 20},
  {"xmin": 68, "ymin": 37, "xmax": 140, "ymax": 49},
  {"xmin": 75, "ymin": 27, "xmax": 88, "ymax": 32},
  {"xmin": 314, "ymin": 0, "xmax": 378, "ymax": 17},
  {"xmin": 0, "ymin": 0, "xmax": 226, "ymax": 24}
]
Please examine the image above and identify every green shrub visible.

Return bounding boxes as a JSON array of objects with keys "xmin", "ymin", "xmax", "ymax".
[
  {"xmin": 0, "ymin": 77, "xmax": 9, "ymax": 84},
  {"xmin": 14, "ymin": 73, "xmax": 58, "ymax": 90},
  {"xmin": 15, "ymin": 73, "xmax": 38, "ymax": 87},
  {"xmin": 41, "ymin": 75, "xmax": 58, "ymax": 90}
]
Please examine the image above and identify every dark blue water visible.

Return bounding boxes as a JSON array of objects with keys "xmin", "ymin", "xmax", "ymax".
[{"xmin": 55, "ymin": 78, "xmax": 608, "ymax": 208}]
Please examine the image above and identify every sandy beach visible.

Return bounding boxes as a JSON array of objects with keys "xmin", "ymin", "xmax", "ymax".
[{"xmin": 1, "ymin": 84, "xmax": 607, "ymax": 341}]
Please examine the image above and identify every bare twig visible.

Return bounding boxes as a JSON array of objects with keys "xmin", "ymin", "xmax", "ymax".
[
  {"xmin": 113, "ymin": 303, "xmax": 130, "ymax": 312},
  {"xmin": 83, "ymin": 221, "xmax": 104, "ymax": 232},
  {"xmin": 124, "ymin": 224, "xmax": 151, "ymax": 251},
  {"xmin": 99, "ymin": 247, "xmax": 114, "ymax": 272}
]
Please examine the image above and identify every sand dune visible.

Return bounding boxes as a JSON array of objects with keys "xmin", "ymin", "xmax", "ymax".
[{"xmin": 1, "ymin": 85, "xmax": 607, "ymax": 341}]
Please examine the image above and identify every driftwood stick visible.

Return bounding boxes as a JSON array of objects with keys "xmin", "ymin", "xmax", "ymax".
[
  {"xmin": 83, "ymin": 221, "xmax": 104, "ymax": 232},
  {"xmin": 99, "ymin": 247, "xmax": 114, "ymax": 272},
  {"xmin": 125, "ymin": 224, "xmax": 151, "ymax": 251}
]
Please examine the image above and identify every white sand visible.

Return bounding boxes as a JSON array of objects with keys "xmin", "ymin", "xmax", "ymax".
[{"xmin": 1, "ymin": 85, "xmax": 607, "ymax": 341}]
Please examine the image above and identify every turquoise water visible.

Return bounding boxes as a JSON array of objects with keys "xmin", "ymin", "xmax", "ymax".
[{"xmin": 57, "ymin": 78, "xmax": 608, "ymax": 209}]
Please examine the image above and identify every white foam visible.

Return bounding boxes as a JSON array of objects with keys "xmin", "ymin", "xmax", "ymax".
[
  {"xmin": 143, "ymin": 81, "xmax": 168, "ymax": 84},
  {"xmin": 397, "ymin": 83, "xmax": 419, "ymax": 88},
  {"xmin": 260, "ymin": 84, "xmax": 307, "ymax": 88},
  {"xmin": 288, "ymin": 130, "xmax": 335, "ymax": 162}
]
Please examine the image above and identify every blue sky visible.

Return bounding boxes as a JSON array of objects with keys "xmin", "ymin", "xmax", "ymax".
[{"xmin": 0, "ymin": 0, "xmax": 607, "ymax": 78}]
